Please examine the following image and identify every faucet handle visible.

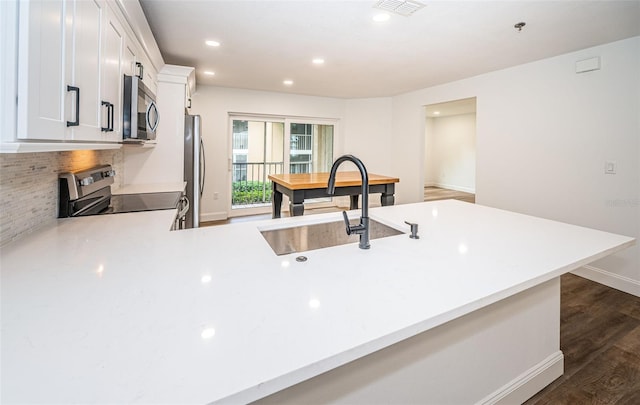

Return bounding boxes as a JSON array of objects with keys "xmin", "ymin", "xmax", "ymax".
[
  {"xmin": 342, "ymin": 211, "xmax": 352, "ymax": 235},
  {"xmin": 404, "ymin": 221, "xmax": 419, "ymax": 239}
]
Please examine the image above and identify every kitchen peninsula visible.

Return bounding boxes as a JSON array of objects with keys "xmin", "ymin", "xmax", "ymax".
[{"xmin": 0, "ymin": 200, "xmax": 634, "ymax": 404}]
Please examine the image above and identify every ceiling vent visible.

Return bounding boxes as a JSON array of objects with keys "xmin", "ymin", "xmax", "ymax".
[{"xmin": 374, "ymin": 0, "xmax": 426, "ymax": 16}]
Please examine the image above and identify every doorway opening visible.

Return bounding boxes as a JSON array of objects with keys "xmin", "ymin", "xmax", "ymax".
[{"xmin": 423, "ymin": 97, "xmax": 477, "ymax": 203}]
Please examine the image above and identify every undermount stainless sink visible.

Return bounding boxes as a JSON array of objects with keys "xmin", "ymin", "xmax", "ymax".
[{"xmin": 260, "ymin": 218, "xmax": 404, "ymax": 256}]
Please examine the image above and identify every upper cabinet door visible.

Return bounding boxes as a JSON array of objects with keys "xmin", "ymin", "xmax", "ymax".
[
  {"xmin": 141, "ymin": 55, "xmax": 158, "ymax": 95},
  {"xmin": 17, "ymin": 0, "xmax": 105, "ymax": 142},
  {"xmin": 68, "ymin": 0, "xmax": 104, "ymax": 141},
  {"xmin": 101, "ymin": 7, "xmax": 124, "ymax": 141},
  {"xmin": 16, "ymin": 0, "xmax": 68, "ymax": 140},
  {"xmin": 123, "ymin": 35, "xmax": 140, "ymax": 78}
]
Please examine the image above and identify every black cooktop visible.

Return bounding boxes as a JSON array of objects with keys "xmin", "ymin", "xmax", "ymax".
[{"xmin": 103, "ymin": 191, "xmax": 182, "ymax": 214}]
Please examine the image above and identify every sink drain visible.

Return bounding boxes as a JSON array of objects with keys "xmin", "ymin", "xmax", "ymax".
[{"xmin": 296, "ymin": 256, "xmax": 308, "ymax": 262}]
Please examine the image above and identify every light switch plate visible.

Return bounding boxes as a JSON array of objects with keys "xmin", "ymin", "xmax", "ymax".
[{"xmin": 605, "ymin": 161, "xmax": 617, "ymax": 174}]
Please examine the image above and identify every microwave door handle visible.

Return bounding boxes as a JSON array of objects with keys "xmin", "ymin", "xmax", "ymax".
[{"xmin": 147, "ymin": 101, "xmax": 159, "ymax": 132}]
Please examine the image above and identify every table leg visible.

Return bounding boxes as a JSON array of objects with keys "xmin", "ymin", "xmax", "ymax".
[
  {"xmin": 381, "ymin": 193, "xmax": 395, "ymax": 206},
  {"xmin": 381, "ymin": 183, "xmax": 395, "ymax": 206},
  {"xmin": 349, "ymin": 195, "xmax": 359, "ymax": 210},
  {"xmin": 289, "ymin": 189, "xmax": 305, "ymax": 216},
  {"xmin": 289, "ymin": 201, "xmax": 305, "ymax": 216},
  {"xmin": 272, "ymin": 183, "xmax": 283, "ymax": 219}
]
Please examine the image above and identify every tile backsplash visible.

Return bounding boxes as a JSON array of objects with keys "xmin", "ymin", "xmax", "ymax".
[{"xmin": 0, "ymin": 149, "xmax": 124, "ymax": 247}]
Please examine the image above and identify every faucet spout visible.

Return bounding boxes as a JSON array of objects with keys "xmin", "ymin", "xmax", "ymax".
[{"xmin": 327, "ymin": 155, "xmax": 370, "ymax": 249}]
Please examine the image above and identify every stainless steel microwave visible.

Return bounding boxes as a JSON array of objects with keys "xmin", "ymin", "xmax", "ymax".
[{"xmin": 123, "ymin": 75, "xmax": 159, "ymax": 142}]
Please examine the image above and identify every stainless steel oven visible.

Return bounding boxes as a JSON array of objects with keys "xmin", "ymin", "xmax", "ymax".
[{"xmin": 59, "ymin": 165, "xmax": 187, "ymax": 228}]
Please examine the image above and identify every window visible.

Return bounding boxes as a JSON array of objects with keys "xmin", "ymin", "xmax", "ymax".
[{"xmin": 229, "ymin": 115, "xmax": 337, "ymax": 215}]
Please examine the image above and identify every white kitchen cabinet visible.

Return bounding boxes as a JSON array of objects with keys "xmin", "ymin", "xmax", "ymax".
[
  {"xmin": 122, "ymin": 28, "xmax": 158, "ymax": 95},
  {"xmin": 123, "ymin": 35, "xmax": 141, "ymax": 78},
  {"xmin": 17, "ymin": 0, "xmax": 106, "ymax": 142},
  {"xmin": 69, "ymin": 0, "xmax": 105, "ymax": 141},
  {"xmin": 12, "ymin": 0, "xmax": 155, "ymax": 144},
  {"xmin": 100, "ymin": 5, "xmax": 125, "ymax": 141},
  {"xmin": 16, "ymin": 0, "xmax": 68, "ymax": 141},
  {"xmin": 140, "ymin": 53, "xmax": 159, "ymax": 95},
  {"xmin": 3, "ymin": 0, "xmax": 164, "ymax": 152}
]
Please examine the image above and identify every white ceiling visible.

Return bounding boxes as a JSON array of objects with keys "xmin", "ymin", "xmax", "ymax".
[{"xmin": 139, "ymin": 0, "xmax": 640, "ymax": 99}]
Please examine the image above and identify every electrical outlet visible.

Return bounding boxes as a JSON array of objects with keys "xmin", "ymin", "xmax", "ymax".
[{"xmin": 213, "ymin": 192, "xmax": 219, "ymax": 200}]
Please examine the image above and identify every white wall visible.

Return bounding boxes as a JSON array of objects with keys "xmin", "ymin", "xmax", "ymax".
[
  {"xmin": 392, "ymin": 36, "xmax": 640, "ymax": 295},
  {"xmin": 424, "ymin": 113, "xmax": 476, "ymax": 192},
  {"xmin": 343, "ymin": 98, "xmax": 394, "ymax": 175},
  {"xmin": 123, "ymin": 73, "xmax": 186, "ymax": 185}
]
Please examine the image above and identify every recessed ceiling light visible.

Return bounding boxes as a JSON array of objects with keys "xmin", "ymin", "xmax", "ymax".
[
  {"xmin": 283, "ymin": 80, "xmax": 294, "ymax": 86},
  {"xmin": 312, "ymin": 58, "xmax": 325, "ymax": 65},
  {"xmin": 205, "ymin": 40, "xmax": 220, "ymax": 47},
  {"xmin": 200, "ymin": 327, "xmax": 216, "ymax": 339},
  {"xmin": 433, "ymin": 111, "xmax": 440, "ymax": 115},
  {"xmin": 372, "ymin": 12, "xmax": 390, "ymax": 22},
  {"xmin": 204, "ymin": 71, "xmax": 215, "ymax": 76}
]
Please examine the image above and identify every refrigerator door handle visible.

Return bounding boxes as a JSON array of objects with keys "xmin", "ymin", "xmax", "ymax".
[{"xmin": 200, "ymin": 138, "xmax": 206, "ymax": 197}]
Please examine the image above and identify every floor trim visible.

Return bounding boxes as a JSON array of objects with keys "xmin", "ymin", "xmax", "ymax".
[
  {"xmin": 200, "ymin": 211, "xmax": 228, "ymax": 222},
  {"xmin": 572, "ymin": 265, "xmax": 640, "ymax": 297},
  {"xmin": 477, "ymin": 351, "xmax": 564, "ymax": 405},
  {"xmin": 424, "ymin": 182, "xmax": 476, "ymax": 194}
]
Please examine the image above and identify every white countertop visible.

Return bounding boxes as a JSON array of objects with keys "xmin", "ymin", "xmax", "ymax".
[
  {"xmin": 0, "ymin": 201, "xmax": 634, "ymax": 404},
  {"xmin": 113, "ymin": 182, "xmax": 186, "ymax": 194}
]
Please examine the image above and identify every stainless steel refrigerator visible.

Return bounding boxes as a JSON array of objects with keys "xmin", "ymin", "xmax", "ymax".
[{"xmin": 184, "ymin": 113, "xmax": 204, "ymax": 228}]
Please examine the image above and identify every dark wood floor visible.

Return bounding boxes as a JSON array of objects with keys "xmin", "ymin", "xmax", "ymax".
[{"xmin": 525, "ymin": 273, "xmax": 640, "ymax": 404}]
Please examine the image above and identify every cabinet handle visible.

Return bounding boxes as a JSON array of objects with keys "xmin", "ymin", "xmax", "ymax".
[
  {"xmin": 136, "ymin": 62, "xmax": 144, "ymax": 80},
  {"xmin": 101, "ymin": 101, "xmax": 110, "ymax": 132},
  {"xmin": 108, "ymin": 102, "xmax": 114, "ymax": 132},
  {"xmin": 66, "ymin": 85, "xmax": 80, "ymax": 127},
  {"xmin": 101, "ymin": 101, "xmax": 114, "ymax": 132}
]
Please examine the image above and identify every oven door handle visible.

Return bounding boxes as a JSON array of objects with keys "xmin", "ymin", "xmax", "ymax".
[
  {"xmin": 175, "ymin": 196, "xmax": 190, "ymax": 230},
  {"xmin": 178, "ymin": 196, "xmax": 190, "ymax": 218},
  {"xmin": 72, "ymin": 195, "xmax": 110, "ymax": 217}
]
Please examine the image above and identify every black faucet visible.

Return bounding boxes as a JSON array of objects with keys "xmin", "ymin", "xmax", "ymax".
[{"xmin": 327, "ymin": 155, "xmax": 370, "ymax": 249}]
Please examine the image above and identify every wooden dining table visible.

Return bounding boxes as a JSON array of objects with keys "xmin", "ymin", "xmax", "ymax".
[{"xmin": 268, "ymin": 171, "xmax": 400, "ymax": 218}]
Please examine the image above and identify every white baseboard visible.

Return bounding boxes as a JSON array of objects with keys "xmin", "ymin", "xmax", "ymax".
[
  {"xmin": 477, "ymin": 351, "xmax": 564, "ymax": 405},
  {"xmin": 572, "ymin": 265, "xmax": 640, "ymax": 297},
  {"xmin": 200, "ymin": 211, "xmax": 228, "ymax": 222},
  {"xmin": 424, "ymin": 182, "xmax": 476, "ymax": 194}
]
